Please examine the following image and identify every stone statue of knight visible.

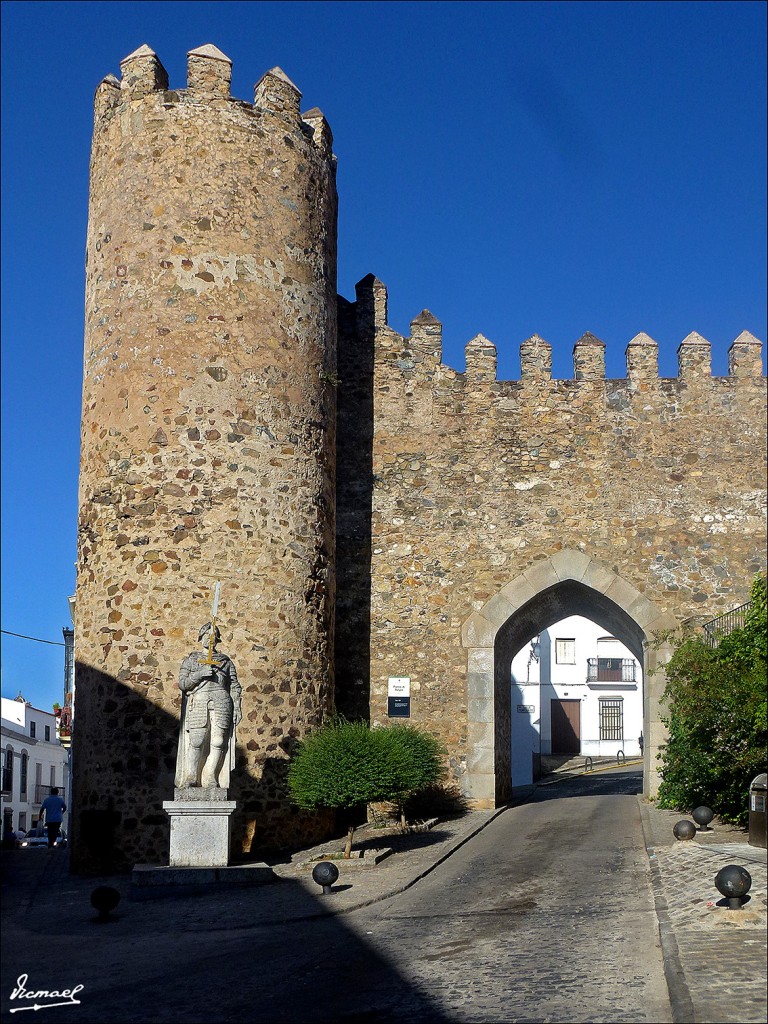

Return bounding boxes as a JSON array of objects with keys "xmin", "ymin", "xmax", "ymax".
[{"xmin": 175, "ymin": 622, "xmax": 241, "ymax": 789}]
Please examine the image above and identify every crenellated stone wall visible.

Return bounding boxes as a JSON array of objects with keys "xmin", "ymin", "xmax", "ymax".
[{"xmin": 335, "ymin": 275, "xmax": 766, "ymax": 800}]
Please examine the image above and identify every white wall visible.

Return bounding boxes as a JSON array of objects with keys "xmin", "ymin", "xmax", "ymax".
[
  {"xmin": 2, "ymin": 697, "xmax": 69, "ymax": 834},
  {"xmin": 510, "ymin": 616, "xmax": 643, "ymax": 786}
]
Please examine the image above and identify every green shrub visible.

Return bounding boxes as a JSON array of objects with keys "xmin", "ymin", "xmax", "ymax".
[
  {"xmin": 287, "ymin": 719, "xmax": 445, "ymax": 855},
  {"xmin": 382, "ymin": 724, "xmax": 446, "ymax": 827},
  {"xmin": 656, "ymin": 575, "xmax": 767, "ymax": 825}
]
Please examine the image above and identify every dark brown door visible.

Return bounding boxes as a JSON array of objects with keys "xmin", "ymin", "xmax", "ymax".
[{"xmin": 551, "ymin": 699, "xmax": 581, "ymax": 754}]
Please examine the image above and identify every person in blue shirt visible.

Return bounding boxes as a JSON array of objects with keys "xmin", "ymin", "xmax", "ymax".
[{"xmin": 40, "ymin": 788, "xmax": 66, "ymax": 848}]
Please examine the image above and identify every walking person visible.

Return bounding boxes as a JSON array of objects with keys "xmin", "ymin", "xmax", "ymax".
[{"xmin": 40, "ymin": 787, "xmax": 66, "ymax": 848}]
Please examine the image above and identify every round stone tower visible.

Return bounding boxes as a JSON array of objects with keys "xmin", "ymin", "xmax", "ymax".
[{"xmin": 72, "ymin": 44, "xmax": 338, "ymax": 871}]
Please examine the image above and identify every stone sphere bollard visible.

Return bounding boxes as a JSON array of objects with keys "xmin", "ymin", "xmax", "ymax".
[
  {"xmin": 90, "ymin": 885, "xmax": 120, "ymax": 922},
  {"xmin": 714, "ymin": 864, "xmax": 752, "ymax": 909},
  {"xmin": 312, "ymin": 860, "xmax": 339, "ymax": 895},
  {"xmin": 673, "ymin": 820, "xmax": 697, "ymax": 841},
  {"xmin": 692, "ymin": 806, "xmax": 714, "ymax": 831}
]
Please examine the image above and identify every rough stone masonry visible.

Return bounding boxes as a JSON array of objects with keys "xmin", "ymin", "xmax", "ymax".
[{"xmin": 72, "ymin": 44, "xmax": 766, "ymax": 872}]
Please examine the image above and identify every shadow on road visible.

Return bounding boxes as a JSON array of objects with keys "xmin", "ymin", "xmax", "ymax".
[
  {"xmin": 1, "ymin": 847, "xmax": 451, "ymax": 1024},
  {"xmin": 533, "ymin": 768, "xmax": 643, "ymax": 802}
]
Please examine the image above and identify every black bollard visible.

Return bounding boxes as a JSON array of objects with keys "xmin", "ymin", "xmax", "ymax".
[
  {"xmin": 673, "ymin": 820, "xmax": 696, "ymax": 841},
  {"xmin": 714, "ymin": 865, "xmax": 752, "ymax": 910},
  {"xmin": 312, "ymin": 860, "xmax": 340, "ymax": 895},
  {"xmin": 692, "ymin": 806, "xmax": 714, "ymax": 832},
  {"xmin": 90, "ymin": 886, "xmax": 120, "ymax": 923}
]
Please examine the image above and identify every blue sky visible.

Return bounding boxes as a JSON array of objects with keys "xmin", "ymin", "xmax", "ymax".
[{"xmin": 1, "ymin": 0, "xmax": 766, "ymax": 712}]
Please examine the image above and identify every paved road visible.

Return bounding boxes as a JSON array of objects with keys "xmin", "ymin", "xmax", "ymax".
[
  {"xmin": 2, "ymin": 768, "xmax": 673, "ymax": 1023},
  {"xmin": 278, "ymin": 769, "xmax": 672, "ymax": 1023}
]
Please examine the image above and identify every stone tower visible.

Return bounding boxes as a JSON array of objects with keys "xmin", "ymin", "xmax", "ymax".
[{"xmin": 72, "ymin": 44, "xmax": 338, "ymax": 872}]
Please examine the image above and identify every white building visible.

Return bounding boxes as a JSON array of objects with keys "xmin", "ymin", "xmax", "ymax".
[
  {"xmin": 2, "ymin": 694, "xmax": 69, "ymax": 835},
  {"xmin": 510, "ymin": 615, "xmax": 643, "ymax": 787}
]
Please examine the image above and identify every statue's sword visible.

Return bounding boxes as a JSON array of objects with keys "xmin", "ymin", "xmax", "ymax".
[{"xmin": 203, "ymin": 581, "xmax": 221, "ymax": 666}]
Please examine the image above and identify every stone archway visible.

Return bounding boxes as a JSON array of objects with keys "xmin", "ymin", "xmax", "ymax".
[{"xmin": 461, "ymin": 549, "xmax": 678, "ymax": 807}]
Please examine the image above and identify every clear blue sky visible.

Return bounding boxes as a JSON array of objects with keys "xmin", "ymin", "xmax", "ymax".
[{"xmin": 1, "ymin": 0, "xmax": 766, "ymax": 712}]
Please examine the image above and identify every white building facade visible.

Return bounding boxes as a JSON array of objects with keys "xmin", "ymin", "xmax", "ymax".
[
  {"xmin": 2, "ymin": 695, "xmax": 69, "ymax": 835},
  {"xmin": 510, "ymin": 615, "xmax": 643, "ymax": 787}
]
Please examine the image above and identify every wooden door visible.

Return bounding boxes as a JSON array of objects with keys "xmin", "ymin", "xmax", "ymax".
[{"xmin": 551, "ymin": 699, "xmax": 581, "ymax": 754}]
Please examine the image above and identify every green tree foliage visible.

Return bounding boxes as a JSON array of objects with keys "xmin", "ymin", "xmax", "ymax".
[
  {"xmin": 657, "ymin": 575, "xmax": 767, "ymax": 825},
  {"xmin": 287, "ymin": 719, "xmax": 445, "ymax": 856},
  {"xmin": 380, "ymin": 724, "xmax": 446, "ymax": 829}
]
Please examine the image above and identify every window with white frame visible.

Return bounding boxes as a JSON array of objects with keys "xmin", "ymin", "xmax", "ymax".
[
  {"xmin": 30, "ymin": 721, "xmax": 36, "ymax": 738},
  {"xmin": 20, "ymin": 753, "xmax": 28, "ymax": 798},
  {"xmin": 555, "ymin": 638, "xmax": 576, "ymax": 664}
]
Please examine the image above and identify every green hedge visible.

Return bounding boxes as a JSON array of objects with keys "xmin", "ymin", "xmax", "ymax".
[
  {"xmin": 656, "ymin": 575, "xmax": 767, "ymax": 825},
  {"xmin": 287, "ymin": 719, "xmax": 445, "ymax": 815}
]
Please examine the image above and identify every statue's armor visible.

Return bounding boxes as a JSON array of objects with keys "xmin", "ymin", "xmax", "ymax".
[{"xmin": 179, "ymin": 652, "xmax": 240, "ymax": 732}]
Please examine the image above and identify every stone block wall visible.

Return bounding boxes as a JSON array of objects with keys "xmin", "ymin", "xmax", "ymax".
[{"xmin": 335, "ymin": 276, "xmax": 766, "ymax": 797}]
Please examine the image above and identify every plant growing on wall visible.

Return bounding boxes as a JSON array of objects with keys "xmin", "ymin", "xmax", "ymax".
[
  {"xmin": 656, "ymin": 574, "xmax": 767, "ymax": 825},
  {"xmin": 287, "ymin": 719, "xmax": 445, "ymax": 856}
]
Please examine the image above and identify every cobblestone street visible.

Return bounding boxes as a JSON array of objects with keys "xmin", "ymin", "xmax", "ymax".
[
  {"xmin": 2, "ymin": 767, "xmax": 765, "ymax": 1023},
  {"xmin": 642, "ymin": 808, "xmax": 767, "ymax": 1024}
]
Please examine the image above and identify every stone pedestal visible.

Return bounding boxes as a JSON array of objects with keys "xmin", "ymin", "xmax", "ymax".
[{"xmin": 163, "ymin": 787, "xmax": 236, "ymax": 867}]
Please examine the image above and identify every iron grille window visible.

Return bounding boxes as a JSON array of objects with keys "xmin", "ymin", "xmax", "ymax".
[
  {"xmin": 20, "ymin": 753, "xmax": 28, "ymax": 798},
  {"xmin": 599, "ymin": 698, "xmax": 624, "ymax": 741}
]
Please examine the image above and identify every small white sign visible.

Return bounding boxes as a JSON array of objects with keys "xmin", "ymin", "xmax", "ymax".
[{"xmin": 388, "ymin": 676, "xmax": 411, "ymax": 697}]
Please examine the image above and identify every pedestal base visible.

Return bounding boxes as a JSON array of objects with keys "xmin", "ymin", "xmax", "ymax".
[
  {"xmin": 163, "ymin": 793, "xmax": 236, "ymax": 867},
  {"xmin": 130, "ymin": 862, "xmax": 275, "ymax": 901}
]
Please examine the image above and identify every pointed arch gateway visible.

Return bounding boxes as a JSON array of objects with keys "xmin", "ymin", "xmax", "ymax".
[{"xmin": 461, "ymin": 549, "xmax": 678, "ymax": 807}]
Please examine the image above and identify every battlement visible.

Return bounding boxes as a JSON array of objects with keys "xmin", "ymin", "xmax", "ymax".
[
  {"xmin": 347, "ymin": 276, "xmax": 765, "ymax": 384},
  {"xmin": 94, "ymin": 44, "xmax": 331, "ymax": 148}
]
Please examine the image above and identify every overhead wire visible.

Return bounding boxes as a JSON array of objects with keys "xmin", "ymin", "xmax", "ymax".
[{"xmin": 1, "ymin": 630, "xmax": 66, "ymax": 647}]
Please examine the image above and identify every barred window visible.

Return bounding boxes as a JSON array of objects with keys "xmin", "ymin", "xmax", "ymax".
[{"xmin": 599, "ymin": 698, "xmax": 624, "ymax": 741}]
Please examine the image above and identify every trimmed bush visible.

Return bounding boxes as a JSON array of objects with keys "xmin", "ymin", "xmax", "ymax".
[
  {"xmin": 287, "ymin": 719, "xmax": 445, "ymax": 855},
  {"xmin": 382, "ymin": 724, "xmax": 446, "ymax": 828}
]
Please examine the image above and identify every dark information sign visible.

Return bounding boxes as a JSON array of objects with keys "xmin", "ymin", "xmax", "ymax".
[{"xmin": 388, "ymin": 696, "xmax": 411, "ymax": 718}]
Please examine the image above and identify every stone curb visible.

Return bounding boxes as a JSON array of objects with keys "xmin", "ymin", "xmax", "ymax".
[
  {"xmin": 279, "ymin": 805, "xmax": 512, "ymax": 920},
  {"xmin": 637, "ymin": 797, "xmax": 696, "ymax": 1024}
]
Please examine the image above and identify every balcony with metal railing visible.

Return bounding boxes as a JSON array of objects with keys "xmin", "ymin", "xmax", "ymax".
[{"xmin": 586, "ymin": 658, "xmax": 636, "ymax": 686}]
